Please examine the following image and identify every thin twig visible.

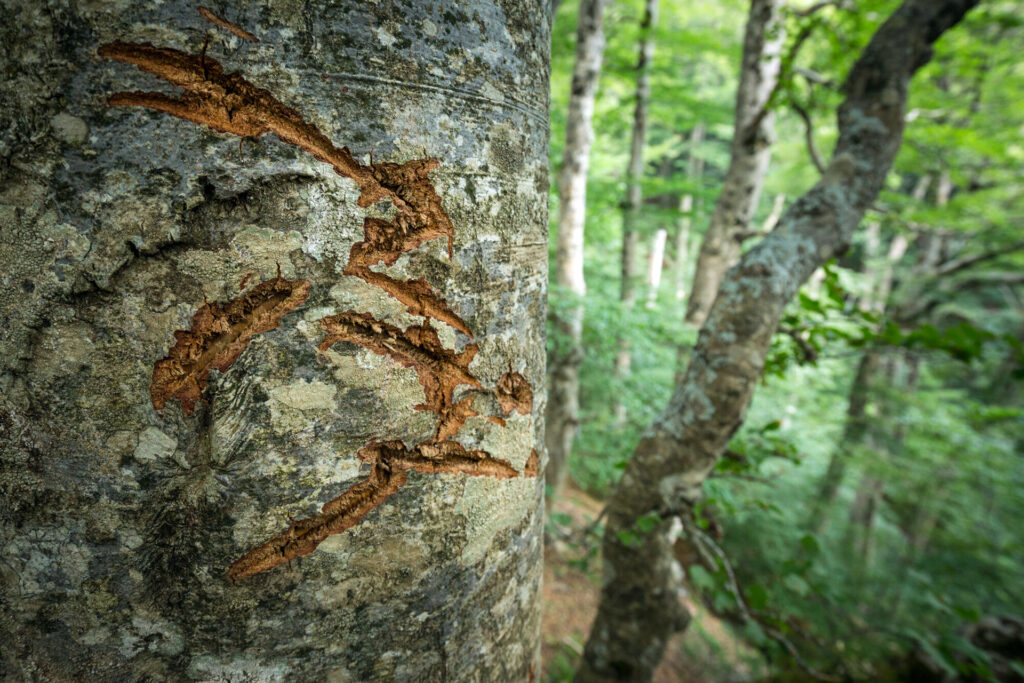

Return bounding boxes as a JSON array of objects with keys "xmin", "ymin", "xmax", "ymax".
[
  {"xmin": 792, "ymin": 100, "xmax": 826, "ymax": 174},
  {"xmin": 682, "ymin": 519, "xmax": 842, "ymax": 682}
]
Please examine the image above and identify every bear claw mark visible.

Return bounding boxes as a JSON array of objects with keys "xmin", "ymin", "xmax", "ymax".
[
  {"xmin": 101, "ymin": 40, "xmax": 537, "ymax": 580},
  {"xmin": 226, "ymin": 439, "xmax": 527, "ymax": 580},
  {"xmin": 198, "ymin": 6, "xmax": 260, "ymax": 42},
  {"xmin": 99, "ymin": 41, "xmax": 470, "ymax": 337},
  {"xmin": 319, "ymin": 311, "xmax": 480, "ymax": 440},
  {"xmin": 496, "ymin": 366, "xmax": 534, "ymax": 416},
  {"xmin": 151, "ymin": 276, "xmax": 311, "ymax": 415}
]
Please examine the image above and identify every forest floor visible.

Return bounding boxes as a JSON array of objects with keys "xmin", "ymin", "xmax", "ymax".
[{"xmin": 541, "ymin": 485, "xmax": 757, "ymax": 682}]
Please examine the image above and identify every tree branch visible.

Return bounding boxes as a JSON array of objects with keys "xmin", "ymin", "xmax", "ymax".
[
  {"xmin": 792, "ymin": 99, "xmax": 827, "ymax": 174},
  {"xmin": 682, "ymin": 518, "xmax": 842, "ymax": 682},
  {"xmin": 934, "ymin": 239, "xmax": 1024, "ymax": 277}
]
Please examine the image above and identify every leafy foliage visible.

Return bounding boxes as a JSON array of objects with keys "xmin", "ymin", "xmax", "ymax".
[{"xmin": 548, "ymin": 0, "xmax": 1024, "ymax": 679}]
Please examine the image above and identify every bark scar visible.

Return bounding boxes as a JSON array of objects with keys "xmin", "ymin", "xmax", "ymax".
[
  {"xmin": 150, "ymin": 276, "xmax": 311, "ymax": 415},
  {"xmin": 101, "ymin": 40, "xmax": 537, "ymax": 581},
  {"xmin": 198, "ymin": 6, "xmax": 260, "ymax": 43},
  {"xmin": 98, "ymin": 42, "xmax": 468, "ymax": 335}
]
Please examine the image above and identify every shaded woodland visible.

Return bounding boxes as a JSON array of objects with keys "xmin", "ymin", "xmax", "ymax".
[{"xmin": 544, "ymin": 0, "xmax": 1023, "ymax": 680}]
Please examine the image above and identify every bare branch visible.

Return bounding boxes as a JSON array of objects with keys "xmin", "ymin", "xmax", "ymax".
[
  {"xmin": 934, "ymin": 240, "xmax": 1024, "ymax": 277},
  {"xmin": 682, "ymin": 519, "xmax": 841, "ymax": 682},
  {"xmin": 792, "ymin": 100, "xmax": 827, "ymax": 173}
]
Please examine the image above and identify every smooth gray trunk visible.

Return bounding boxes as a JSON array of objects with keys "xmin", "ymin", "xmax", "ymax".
[
  {"xmin": 685, "ymin": 0, "xmax": 784, "ymax": 326},
  {"xmin": 546, "ymin": 0, "xmax": 607, "ymax": 504},
  {"xmin": 0, "ymin": 2, "xmax": 549, "ymax": 680},
  {"xmin": 673, "ymin": 123, "xmax": 706, "ymax": 304},
  {"xmin": 614, "ymin": 0, "xmax": 659, "ymax": 426},
  {"xmin": 576, "ymin": 1, "xmax": 979, "ymax": 679}
]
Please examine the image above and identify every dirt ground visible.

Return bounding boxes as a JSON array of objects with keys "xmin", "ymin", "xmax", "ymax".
[{"xmin": 540, "ymin": 485, "xmax": 756, "ymax": 682}]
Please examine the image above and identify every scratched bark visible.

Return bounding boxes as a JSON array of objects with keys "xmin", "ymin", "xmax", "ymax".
[{"xmin": 0, "ymin": 2, "xmax": 549, "ymax": 681}]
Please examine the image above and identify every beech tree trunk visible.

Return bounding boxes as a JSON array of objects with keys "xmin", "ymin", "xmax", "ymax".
[
  {"xmin": 685, "ymin": 0, "xmax": 784, "ymax": 326},
  {"xmin": 645, "ymin": 229, "xmax": 668, "ymax": 307},
  {"xmin": 0, "ymin": 2, "xmax": 549, "ymax": 680},
  {"xmin": 576, "ymin": 1, "xmax": 978, "ymax": 679},
  {"xmin": 613, "ymin": 0, "xmax": 659, "ymax": 425},
  {"xmin": 546, "ymin": 0, "xmax": 607, "ymax": 505},
  {"xmin": 673, "ymin": 122, "xmax": 706, "ymax": 303}
]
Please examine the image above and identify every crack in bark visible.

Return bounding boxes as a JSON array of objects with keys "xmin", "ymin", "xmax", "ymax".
[
  {"xmin": 101, "ymin": 40, "xmax": 537, "ymax": 581},
  {"xmin": 150, "ymin": 276, "xmax": 311, "ymax": 415}
]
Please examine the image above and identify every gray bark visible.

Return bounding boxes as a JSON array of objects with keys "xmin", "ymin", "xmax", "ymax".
[
  {"xmin": 614, "ymin": 0, "xmax": 659, "ymax": 425},
  {"xmin": 576, "ymin": 1, "xmax": 979, "ymax": 679},
  {"xmin": 685, "ymin": 0, "xmax": 784, "ymax": 326},
  {"xmin": 0, "ymin": 2, "xmax": 549, "ymax": 680},
  {"xmin": 673, "ymin": 123, "xmax": 706, "ymax": 303},
  {"xmin": 546, "ymin": 0, "xmax": 607, "ymax": 505}
]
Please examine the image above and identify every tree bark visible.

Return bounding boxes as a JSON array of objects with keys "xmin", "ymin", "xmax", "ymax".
[
  {"xmin": 685, "ymin": 0, "xmax": 785, "ymax": 326},
  {"xmin": 546, "ymin": 0, "xmax": 607, "ymax": 505},
  {"xmin": 576, "ymin": 1, "xmax": 979, "ymax": 680},
  {"xmin": 0, "ymin": 2, "xmax": 549, "ymax": 679},
  {"xmin": 614, "ymin": 0, "xmax": 659, "ymax": 425},
  {"xmin": 645, "ymin": 228, "xmax": 668, "ymax": 307},
  {"xmin": 673, "ymin": 122, "xmax": 706, "ymax": 303}
]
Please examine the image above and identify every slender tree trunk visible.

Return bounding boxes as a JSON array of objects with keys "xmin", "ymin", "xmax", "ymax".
[
  {"xmin": 674, "ymin": 122, "xmax": 706, "ymax": 303},
  {"xmin": 646, "ymin": 228, "xmax": 668, "ymax": 307},
  {"xmin": 808, "ymin": 349, "xmax": 882, "ymax": 530},
  {"xmin": 685, "ymin": 0, "xmax": 785, "ymax": 326},
  {"xmin": 808, "ymin": 229, "xmax": 909, "ymax": 530},
  {"xmin": 614, "ymin": 0, "xmax": 659, "ymax": 425},
  {"xmin": 576, "ymin": 2, "xmax": 978, "ymax": 679},
  {"xmin": 847, "ymin": 352, "xmax": 920, "ymax": 568},
  {"xmin": 0, "ymin": 2, "xmax": 550, "ymax": 679},
  {"xmin": 673, "ymin": 124, "xmax": 706, "ymax": 383},
  {"xmin": 546, "ymin": 0, "xmax": 607, "ymax": 504}
]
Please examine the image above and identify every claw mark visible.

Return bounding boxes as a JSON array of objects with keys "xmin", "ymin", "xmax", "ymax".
[
  {"xmin": 496, "ymin": 366, "xmax": 533, "ymax": 416},
  {"xmin": 99, "ymin": 41, "xmax": 471, "ymax": 335},
  {"xmin": 319, "ymin": 311, "xmax": 480, "ymax": 440},
  {"xmin": 101, "ymin": 40, "xmax": 537, "ymax": 580},
  {"xmin": 198, "ymin": 6, "xmax": 260, "ymax": 43},
  {"xmin": 150, "ymin": 276, "xmax": 311, "ymax": 414}
]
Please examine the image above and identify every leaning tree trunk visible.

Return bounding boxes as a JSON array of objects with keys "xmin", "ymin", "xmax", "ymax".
[
  {"xmin": 613, "ymin": 0, "xmax": 659, "ymax": 425},
  {"xmin": 0, "ymin": 2, "xmax": 549, "ymax": 680},
  {"xmin": 546, "ymin": 0, "xmax": 607, "ymax": 505},
  {"xmin": 685, "ymin": 0, "xmax": 784, "ymax": 326},
  {"xmin": 576, "ymin": 1, "xmax": 978, "ymax": 680}
]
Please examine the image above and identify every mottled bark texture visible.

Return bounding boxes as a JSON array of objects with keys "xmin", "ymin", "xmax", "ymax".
[
  {"xmin": 614, "ymin": 0, "xmax": 658, "ymax": 425},
  {"xmin": 576, "ymin": 1, "xmax": 978, "ymax": 680},
  {"xmin": 685, "ymin": 0, "xmax": 784, "ymax": 326},
  {"xmin": 0, "ymin": 2, "xmax": 549, "ymax": 680},
  {"xmin": 546, "ymin": 0, "xmax": 606, "ymax": 505}
]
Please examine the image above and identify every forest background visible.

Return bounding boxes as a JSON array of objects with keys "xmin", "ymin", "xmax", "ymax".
[{"xmin": 543, "ymin": 0, "xmax": 1024, "ymax": 680}]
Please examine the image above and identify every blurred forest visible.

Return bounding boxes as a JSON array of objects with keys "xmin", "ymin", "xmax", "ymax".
[{"xmin": 542, "ymin": 0, "xmax": 1024, "ymax": 680}]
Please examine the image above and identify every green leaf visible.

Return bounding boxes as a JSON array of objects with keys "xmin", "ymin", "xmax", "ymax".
[
  {"xmin": 799, "ymin": 534, "xmax": 820, "ymax": 557},
  {"xmin": 689, "ymin": 565, "xmax": 716, "ymax": 591},
  {"xmin": 783, "ymin": 574, "xmax": 810, "ymax": 597},
  {"xmin": 635, "ymin": 513, "xmax": 662, "ymax": 534},
  {"xmin": 745, "ymin": 583, "xmax": 769, "ymax": 611},
  {"xmin": 617, "ymin": 530, "xmax": 641, "ymax": 548}
]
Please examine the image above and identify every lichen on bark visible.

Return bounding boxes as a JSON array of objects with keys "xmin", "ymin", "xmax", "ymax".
[{"xmin": 1, "ymin": 1, "xmax": 549, "ymax": 679}]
